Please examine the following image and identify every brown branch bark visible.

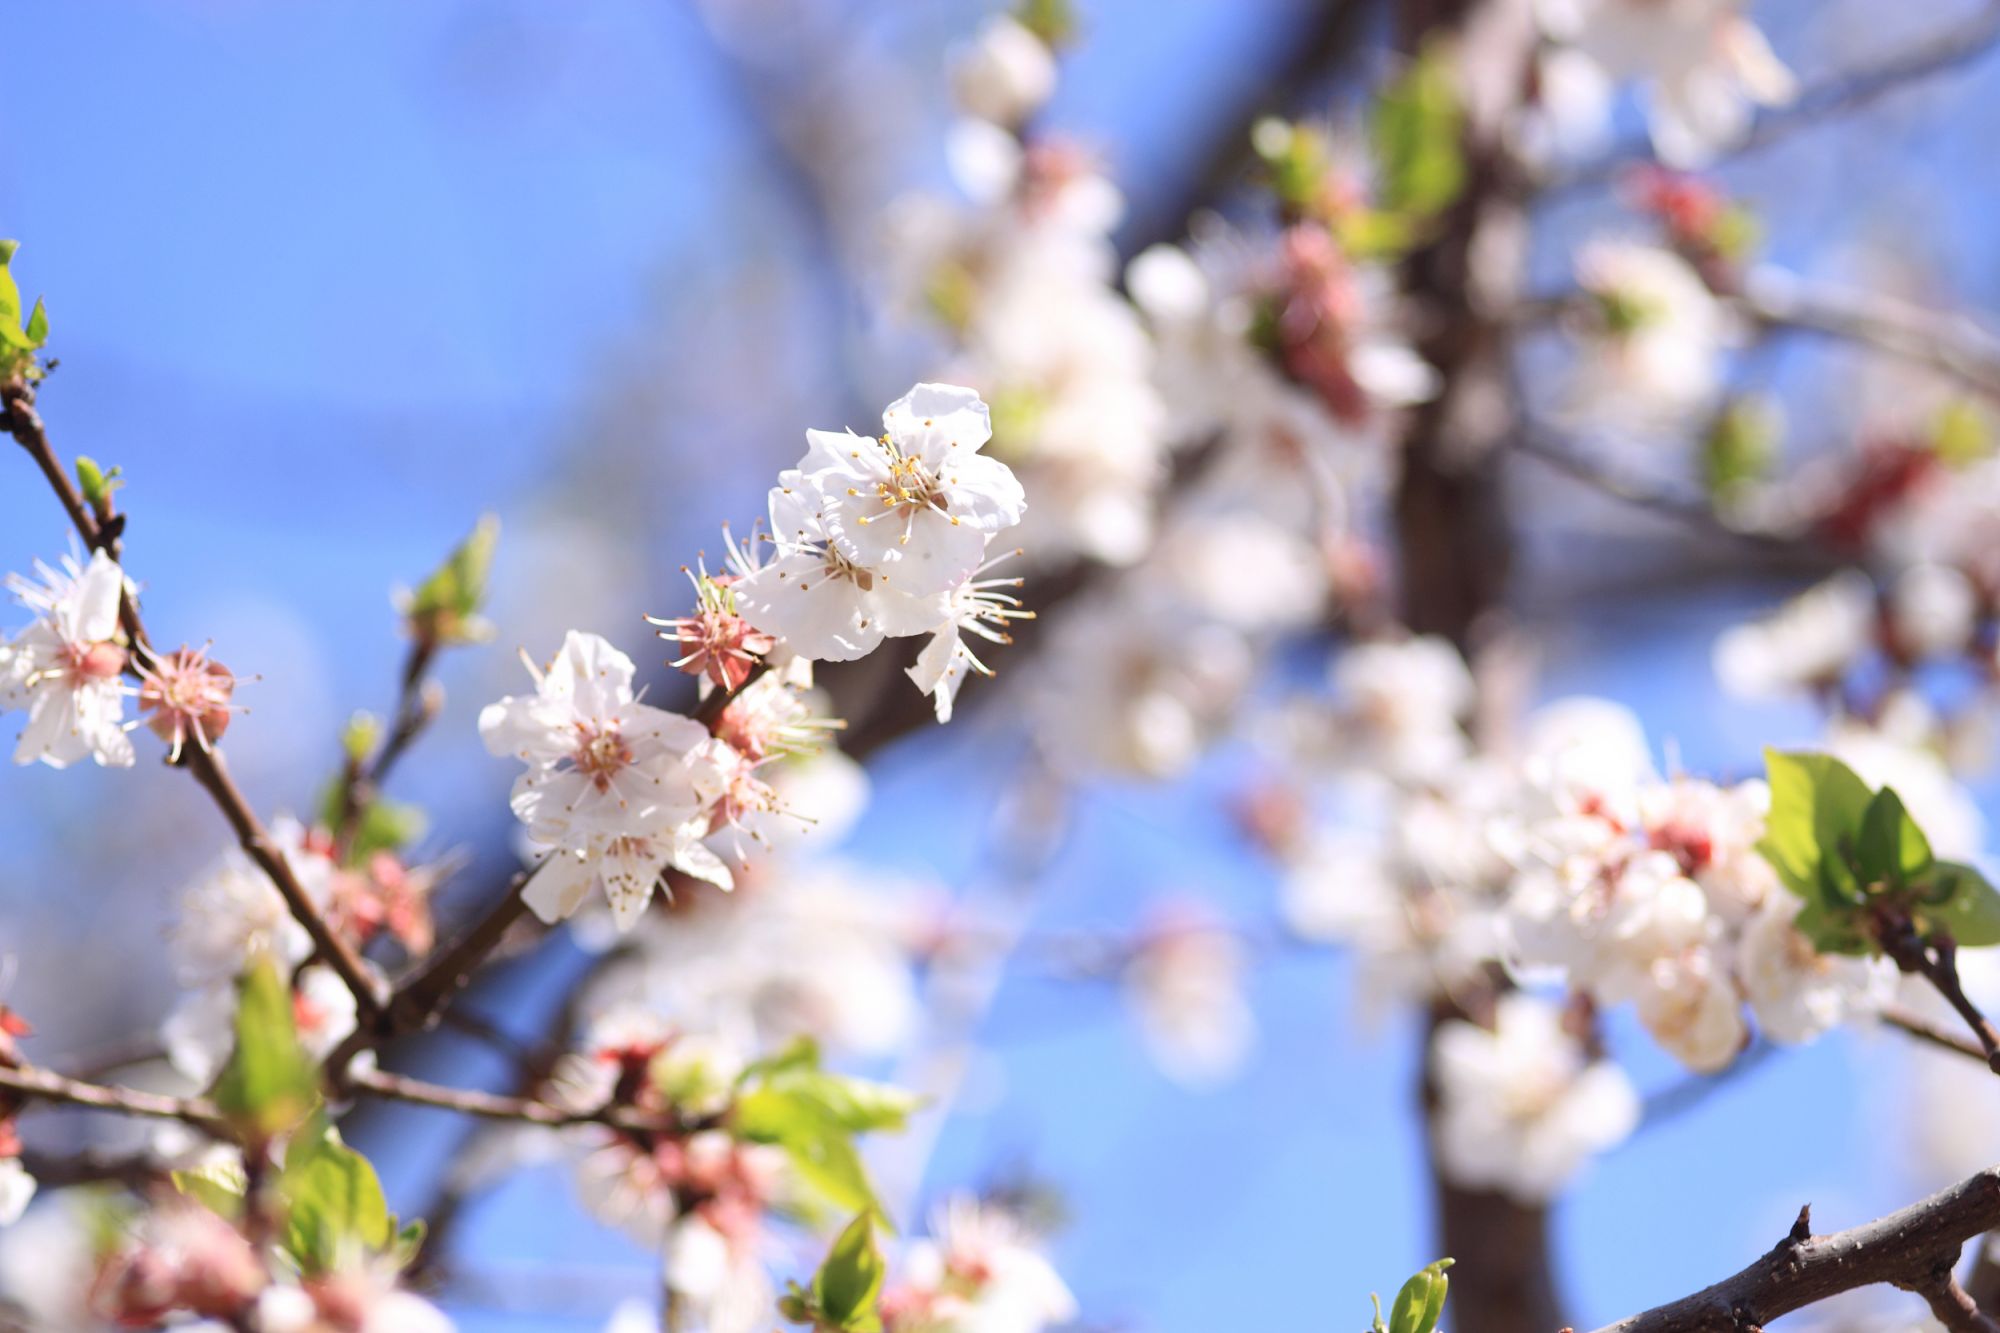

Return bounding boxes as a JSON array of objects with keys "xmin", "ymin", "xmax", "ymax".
[
  {"xmin": 1880, "ymin": 923, "xmax": 2000, "ymax": 1074},
  {"xmin": 1392, "ymin": 2, "xmax": 1554, "ymax": 1330},
  {"xmin": 1, "ymin": 376, "xmax": 385, "ymax": 1022},
  {"xmin": 343, "ymin": 1065, "xmax": 716, "ymax": 1138},
  {"xmin": 0, "ymin": 1063, "xmax": 227, "ymax": 1137},
  {"xmin": 1589, "ymin": 1173, "xmax": 2000, "ymax": 1332}
]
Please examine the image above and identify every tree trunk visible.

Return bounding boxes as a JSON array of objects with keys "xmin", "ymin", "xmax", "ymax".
[{"xmin": 1391, "ymin": 2, "xmax": 1553, "ymax": 1331}]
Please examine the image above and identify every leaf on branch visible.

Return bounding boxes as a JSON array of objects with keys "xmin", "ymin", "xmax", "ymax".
[
  {"xmin": 1371, "ymin": 40, "xmax": 1465, "ymax": 225},
  {"xmin": 1855, "ymin": 786, "xmax": 1933, "ymax": 889},
  {"xmin": 1702, "ymin": 399, "xmax": 1778, "ymax": 499},
  {"xmin": 1920, "ymin": 862, "xmax": 2000, "ymax": 947},
  {"xmin": 171, "ymin": 1159, "xmax": 248, "ymax": 1221},
  {"xmin": 279, "ymin": 1118, "xmax": 394, "ymax": 1275},
  {"xmin": 74, "ymin": 456, "xmax": 124, "ymax": 509},
  {"xmin": 815, "ymin": 1213, "xmax": 887, "ymax": 1332},
  {"xmin": 732, "ymin": 1039, "xmax": 919, "ymax": 1227},
  {"xmin": 0, "ymin": 239, "xmax": 51, "ymax": 377},
  {"xmin": 400, "ymin": 513, "xmax": 500, "ymax": 646},
  {"xmin": 1758, "ymin": 749, "xmax": 1874, "ymax": 908},
  {"xmin": 1757, "ymin": 751, "xmax": 2000, "ymax": 954},
  {"xmin": 1388, "ymin": 1258, "xmax": 1453, "ymax": 1333},
  {"xmin": 211, "ymin": 955, "xmax": 320, "ymax": 1144}
]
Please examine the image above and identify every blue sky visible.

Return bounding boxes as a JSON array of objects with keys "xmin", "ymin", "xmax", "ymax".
[{"xmin": 2, "ymin": 2, "xmax": 1998, "ymax": 1330}]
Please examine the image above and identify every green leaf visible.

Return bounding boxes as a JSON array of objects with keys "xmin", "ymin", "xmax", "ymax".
[
  {"xmin": 23, "ymin": 298, "xmax": 48, "ymax": 348},
  {"xmin": 1388, "ymin": 1259, "xmax": 1453, "ymax": 1333},
  {"xmin": 404, "ymin": 514, "xmax": 500, "ymax": 645},
  {"xmin": 813, "ymin": 1213, "xmax": 886, "ymax": 1331},
  {"xmin": 340, "ymin": 711, "xmax": 382, "ymax": 766},
  {"xmin": 171, "ymin": 1161, "xmax": 248, "ymax": 1220},
  {"xmin": 0, "ymin": 240, "xmax": 21, "ymax": 334},
  {"xmin": 74, "ymin": 456, "xmax": 122, "ymax": 509},
  {"xmin": 734, "ymin": 1086, "xmax": 884, "ymax": 1221},
  {"xmin": 211, "ymin": 956, "xmax": 320, "ymax": 1143},
  {"xmin": 1934, "ymin": 399, "xmax": 1995, "ymax": 468},
  {"xmin": 1334, "ymin": 207, "xmax": 1419, "ymax": 262},
  {"xmin": 1252, "ymin": 117, "xmax": 1334, "ymax": 217},
  {"xmin": 1013, "ymin": 0, "xmax": 1075, "ymax": 47},
  {"xmin": 731, "ymin": 1041, "xmax": 917, "ymax": 1225},
  {"xmin": 1757, "ymin": 750, "xmax": 1875, "ymax": 906},
  {"xmin": 1371, "ymin": 41, "xmax": 1465, "ymax": 222},
  {"xmin": 389, "ymin": 1218, "xmax": 428, "ymax": 1269},
  {"xmin": 1702, "ymin": 399, "xmax": 1777, "ymax": 499},
  {"xmin": 1856, "ymin": 787, "xmax": 1933, "ymax": 889},
  {"xmin": 279, "ymin": 1119, "xmax": 393, "ymax": 1274},
  {"xmin": 1920, "ymin": 862, "xmax": 2000, "ymax": 947}
]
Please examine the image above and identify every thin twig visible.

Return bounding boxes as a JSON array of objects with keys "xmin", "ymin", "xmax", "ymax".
[
  {"xmin": 1739, "ymin": 265, "xmax": 2000, "ymax": 400},
  {"xmin": 333, "ymin": 636, "xmax": 441, "ymax": 861},
  {"xmin": 0, "ymin": 1063, "xmax": 226, "ymax": 1137},
  {"xmin": 1885, "ymin": 1002, "xmax": 1992, "ymax": 1064},
  {"xmin": 1, "ymin": 377, "xmax": 385, "ymax": 1022},
  {"xmin": 1881, "ymin": 922, "xmax": 2000, "ymax": 1074},
  {"xmin": 17, "ymin": 1147, "xmax": 171, "ymax": 1191},
  {"xmin": 344, "ymin": 1066, "xmax": 714, "ymax": 1139}
]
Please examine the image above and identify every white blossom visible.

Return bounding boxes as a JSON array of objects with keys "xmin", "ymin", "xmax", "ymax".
[
  {"xmin": 0, "ymin": 1159, "xmax": 33, "ymax": 1227},
  {"xmin": 1534, "ymin": 0, "xmax": 1795, "ymax": 166},
  {"xmin": 480, "ymin": 631, "xmax": 719, "ymax": 929},
  {"xmin": 1713, "ymin": 571, "xmax": 1875, "ymax": 699},
  {"xmin": 1740, "ymin": 896, "xmax": 1897, "ymax": 1044},
  {"xmin": 733, "ymin": 472, "xmax": 951, "ymax": 663},
  {"xmin": 0, "ymin": 548, "xmax": 134, "ymax": 768},
  {"xmin": 907, "ymin": 556, "xmax": 1032, "ymax": 723},
  {"xmin": 1430, "ymin": 993, "xmax": 1638, "ymax": 1202},
  {"xmin": 1564, "ymin": 239, "xmax": 1732, "ymax": 433},
  {"xmin": 887, "ymin": 1196, "xmax": 1077, "ymax": 1333},
  {"xmin": 1890, "ymin": 562, "xmax": 1976, "ymax": 659},
  {"xmin": 1634, "ymin": 946, "xmax": 1746, "ymax": 1072},
  {"xmin": 168, "ymin": 817, "xmax": 331, "ymax": 989},
  {"xmin": 1331, "ymin": 636, "xmax": 1474, "ymax": 784},
  {"xmin": 1122, "ymin": 912, "xmax": 1255, "ymax": 1087},
  {"xmin": 950, "ymin": 15, "xmax": 1056, "ymax": 128},
  {"xmin": 797, "ymin": 384, "xmax": 1026, "ymax": 599}
]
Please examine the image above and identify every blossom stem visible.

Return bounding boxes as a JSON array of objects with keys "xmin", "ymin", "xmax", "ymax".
[
  {"xmin": 332, "ymin": 636, "xmax": 441, "ymax": 862},
  {"xmin": 2, "ymin": 376, "xmax": 387, "ymax": 1024}
]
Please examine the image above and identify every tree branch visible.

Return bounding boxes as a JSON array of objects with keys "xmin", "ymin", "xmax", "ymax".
[
  {"xmin": 0, "ymin": 1063, "xmax": 227, "ymax": 1137},
  {"xmin": 1914, "ymin": 1269, "xmax": 2000, "ymax": 1333},
  {"xmin": 1591, "ymin": 1174, "xmax": 2000, "ymax": 1333},
  {"xmin": 343, "ymin": 1065, "xmax": 716, "ymax": 1138},
  {"xmin": 1, "ymin": 376, "xmax": 386, "ymax": 1023},
  {"xmin": 1738, "ymin": 265, "xmax": 2000, "ymax": 400},
  {"xmin": 1885, "ymin": 1002, "xmax": 1992, "ymax": 1063},
  {"xmin": 1880, "ymin": 922, "xmax": 2000, "ymax": 1074}
]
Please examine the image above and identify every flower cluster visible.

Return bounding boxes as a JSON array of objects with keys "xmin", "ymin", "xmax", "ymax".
[
  {"xmin": 0, "ymin": 549, "xmax": 133, "ymax": 768},
  {"xmin": 883, "ymin": 15, "xmax": 1168, "ymax": 570},
  {"xmin": 1498, "ymin": 725, "xmax": 1899, "ymax": 1072},
  {"xmin": 479, "ymin": 383, "xmax": 1025, "ymax": 933}
]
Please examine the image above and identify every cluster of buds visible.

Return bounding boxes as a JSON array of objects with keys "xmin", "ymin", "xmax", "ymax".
[{"xmin": 1624, "ymin": 167, "xmax": 1759, "ymax": 293}]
